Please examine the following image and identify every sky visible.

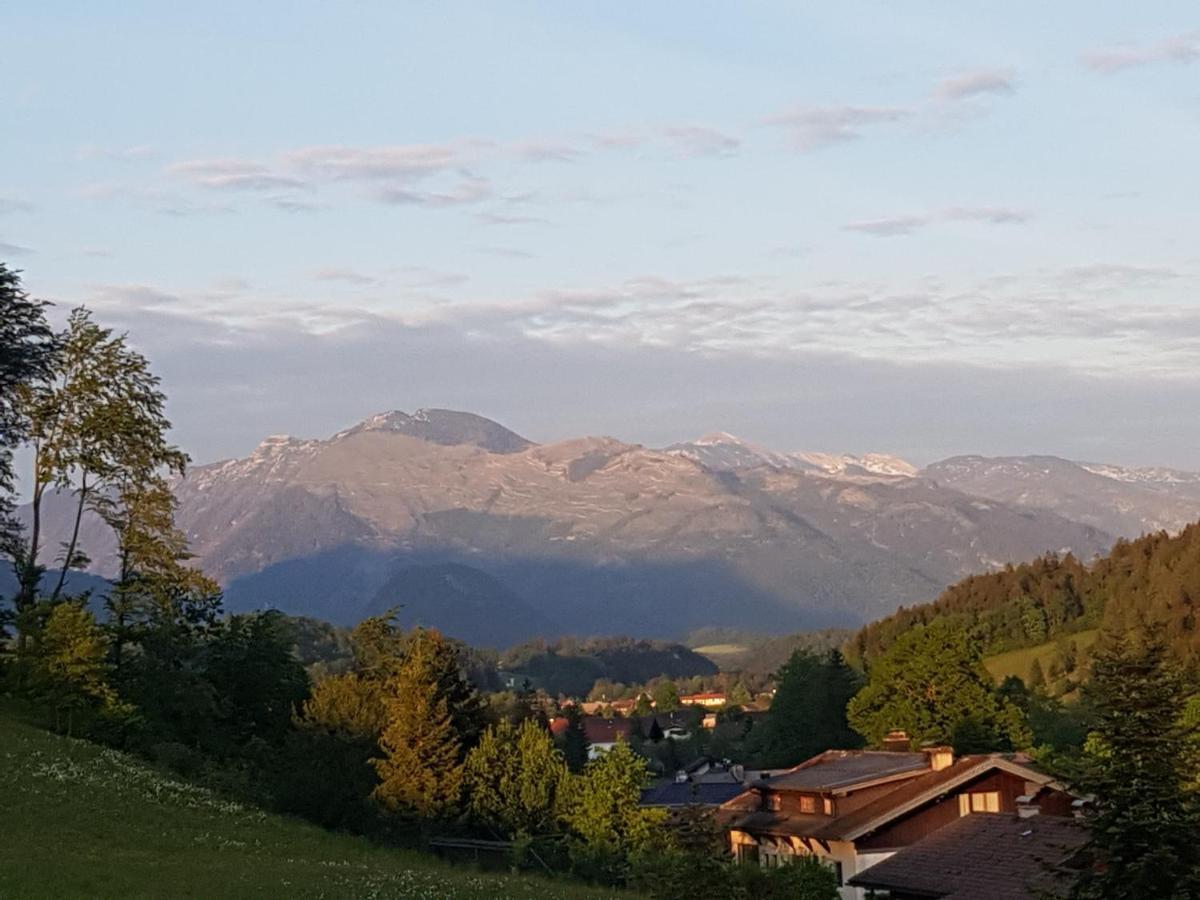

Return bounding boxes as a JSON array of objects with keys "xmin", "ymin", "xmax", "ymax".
[{"xmin": 2, "ymin": 2, "xmax": 1199, "ymax": 468}]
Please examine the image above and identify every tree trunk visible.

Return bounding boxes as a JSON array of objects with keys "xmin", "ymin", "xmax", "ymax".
[{"xmin": 49, "ymin": 472, "xmax": 89, "ymax": 602}]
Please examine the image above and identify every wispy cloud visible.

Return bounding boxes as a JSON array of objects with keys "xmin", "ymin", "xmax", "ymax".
[
  {"xmin": 312, "ymin": 267, "xmax": 376, "ymax": 286},
  {"xmin": 372, "ymin": 175, "xmax": 492, "ymax": 207},
  {"xmin": 0, "ymin": 239, "xmax": 34, "ymax": 256},
  {"xmin": 75, "ymin": 144, "xmax": 156, "ymax": 162},
  {"xmin": 932, "ymin": 68, "xmax": 1016, "ymax": 101},
  {"xmin": 1082, "ymin": 32, "xmax": 1200, "ymax": 73},
  {"xmin": 764, "ymin": 105, "xmax": 912, "ymax": 150},
  {"xmin": 0, "ymin": 196, "xmax": 34, "ymax": 215},
  {"xmin": 844, "ymin": 206, "xmax": 1031, "ymax": 236},
  {"xmin": 169, "ymin": 159, "xmax": 309, "ymax": 192},
  {"xmin": 662, "ymin": 125, "xmax": 740, "ymax": 158}
]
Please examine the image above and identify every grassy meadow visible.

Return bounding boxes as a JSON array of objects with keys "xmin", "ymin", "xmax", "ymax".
[{"xmin": 0, "ymin": 712, "xmax": 624, "ymax": 900}]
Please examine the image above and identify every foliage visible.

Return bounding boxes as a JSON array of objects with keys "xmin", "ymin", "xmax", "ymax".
[
  {"xmin": 0, "ymin": 263, "xmax": 57, "ymax": 558},
  {"xmin": 373, "ymin": 629, "xmax": 476, "ymax": 819},
  {"xmin": 1067, "ymin": 631, "xmax": 1200, "ymax": 899},
  {"xmin": 847, "ymin": 620, "xmax": 1030, "ymax": 751},
  {"xmin": 464, "ymin": 718, "xmax": 570, "ymax": 838},
  {"xmin": 652, "ymin": 679, "xmax": 680, "ymax": 712},
  {"xmin": 502, "ymin": 636, "xmax": 717, "ymax": 698},
  {"xmin": 28, "ymin": 602, "xmax": 119, "ymax": 735},
  {"xmin": 851, "ymin": 525, "xmax": 1200, "ymax": 673},
  {"xmin": 752, "ymin": 649, "xmax": 862, "ymax": 767},
  {"xmin": 557, "ymin": 704, "xmax": 591, "ymax": 773},
  {"xmin": 561, "ymin": 740, "xmax": 667, "ymax": 882}
]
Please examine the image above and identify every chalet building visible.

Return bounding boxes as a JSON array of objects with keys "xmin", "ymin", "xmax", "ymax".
[
  {"xmin": 848, "ymin": 812, "xmax": 1086, "ymax": 899},
  {"xmin": 722, "ymin": 745, "xmax": 1078, "ymax": 900}
]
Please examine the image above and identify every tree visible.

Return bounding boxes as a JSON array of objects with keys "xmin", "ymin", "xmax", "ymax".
[
  {"xmin": 464, "ymin": 718, "xmax": 570, "ymax": 838},
  {"xmin": 1067, "ymin": 631, "xmax": 1200, "ymax": 899},
  {"xmin": 847, "ymin": 620, "xmax": 1029, "ymax": 751},
  {"xmin": 557, "ymin": 704, "xmax": 591, "ymax": 774},
  {"xmin": 562, "ymin": 740, "xmax": 666, "ymax": 881},
  {"xmin": 755, "ymin": 649, "xmax": 863, "ymax": 767},
  {"xmin": 30, "ymin": 602, "xmax": 116, "ymax": 736},
  {"xmin": 373, "ymin": 629, "xmax": 476, "ymax": 819},
  {"xmin": 0, "ymin": 264, "xmax": 57, "ymax": 563},
  {"xmin": 653, "ymin": 680, "xmax": 680, "ymax": 712},
  {"xmin": 727, "ymin": 681, "xmax": 752, "ymax": 708},
  {"xmin": 8, "ymin": 308, "xmax": 187, "ymax": 637}
]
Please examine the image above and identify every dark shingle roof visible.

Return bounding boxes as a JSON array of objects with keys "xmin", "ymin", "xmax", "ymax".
[
  {"xmin": 762, "ymin": 750, "xmax": 928, "ymax": 791},
  {"xmin": 640, "ymin": 781, "xmax": 749, "ymax": 807},
  {"xmin": 849, "ymin": 814, "xmax": 1085, "ymax": 900}
]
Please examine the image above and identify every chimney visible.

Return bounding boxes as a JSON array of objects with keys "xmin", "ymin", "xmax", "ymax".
[
  {"xmin": 731, "ymin": 764, "xmax": 745, "ymax": 783},
  {"xmin": 1016, "ymin": 794, "xmax": 1040, "ymax": 818},
  {"xmin": 922, "ymin": 745, "xmax": 955, "ymax": 771},
  {"xmin": 882, "ymin": 730, "xmax": 911, "ymax": 752}
]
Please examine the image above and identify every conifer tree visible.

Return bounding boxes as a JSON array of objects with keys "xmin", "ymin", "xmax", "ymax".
[
  {"xmin": 1068, "ymin": 631, "xmax": 1200, "ymax": 899},
  {"xmin": 373, "ymin": 629, "xmax": 476, "ymax": 818},
  {"xmin": 755, "ymin": 649, "xmax": 863, "ymax": 766}
]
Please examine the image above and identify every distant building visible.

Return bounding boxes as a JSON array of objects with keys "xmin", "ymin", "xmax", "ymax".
[
  {"xmin": 679, "ymin": 691, "xmax": 727, "ymax": 708},
  {"xmin": 548, "ymin": 715, "xmax": 635, "ymax": 759},
  {"xmin": 722, "ymin": 743, "xmax": 1080, "ymax": 900}
]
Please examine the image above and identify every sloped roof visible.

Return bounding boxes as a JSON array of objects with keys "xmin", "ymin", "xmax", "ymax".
[
  {"xmin": 826, "ymin": 754, "xmax": 1068, "ymax": 842},
  {"xmin": 548, "ymin": 716, "xmax": 635, "ymax": 745},
  {"xmin": 640, "ymin": 781, "xmax": 749, "ymax": 807},
  {"xmin": 848, "ymin": 814, "xmax": 1085, "ymax": 899},
  {"xmin": 760, "ymin": 750, "xmax": 928, "ymax": 792}
]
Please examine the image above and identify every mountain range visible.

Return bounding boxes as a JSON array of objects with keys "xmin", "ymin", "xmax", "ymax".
[{"xmin": 19, "ymin": 409, "xmax": 1200, "ymax": 647}]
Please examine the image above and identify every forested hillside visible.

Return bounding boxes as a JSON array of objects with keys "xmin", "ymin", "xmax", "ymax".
[{"xmin": 849, "ymin": 523, "xmax": 1200, "ymax": 668}]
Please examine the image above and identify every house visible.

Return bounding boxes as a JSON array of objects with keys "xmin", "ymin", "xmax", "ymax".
[
  {"xmin": 848, "ymin": 812, "xmax": 1086, "ymax": 899},
  {"xmin": 722, "ymin": 745, "xmax": 1079, "ymax": 900},
  {"xmin": 548, "ymin": 715, "xmax": 635, "ymax": 759},
  {"xmin": 680, "ymin": 691, "xmax": 727, "ymax": 708},
  {"xmin": 641, "ymin": 758, "xmax": 790, "ymax": 809}
]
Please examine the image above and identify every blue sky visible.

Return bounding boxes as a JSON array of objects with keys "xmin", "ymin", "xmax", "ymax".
[{"xmin": 2, "ymin": 3, "xmax": 1198, "ymax": 467}]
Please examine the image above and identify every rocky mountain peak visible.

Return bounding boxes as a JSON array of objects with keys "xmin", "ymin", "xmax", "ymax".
[{"xmin": 333, "ymin": 408, "xmax": 534, "ymax": 454}]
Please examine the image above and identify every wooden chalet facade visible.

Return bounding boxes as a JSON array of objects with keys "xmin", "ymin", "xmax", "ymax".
[{"xmin": 721, "ymin": 747, "xmax": 1078, "ymax": 900}]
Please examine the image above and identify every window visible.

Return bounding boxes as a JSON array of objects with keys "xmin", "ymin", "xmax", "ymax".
[
  {"xmin": 958, "ymin": 791, "xmax": 1001, "ymax": 815},
  {"xmin": 799, "ymin": 795, "xmax": 817, "ymax": 814},
  {"xmin": 737, "ymin": 845, "xmax": 759, "ymax": 866},
  {"xmin": 822, "ymin": 796, "xmax": 834, "ymax": 816},
  {"xmin": 767, "ymin": 794, "xmax": 782, "ymax": 812}
]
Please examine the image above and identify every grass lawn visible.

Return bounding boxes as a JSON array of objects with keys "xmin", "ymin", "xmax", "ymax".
[
  {"xmin": 983, "ymin": 629, "xmax": 1099, "ymax": 685},
  {"xmin": 0, "ymin": 712, "xmax": 625, "ymax": 899}
]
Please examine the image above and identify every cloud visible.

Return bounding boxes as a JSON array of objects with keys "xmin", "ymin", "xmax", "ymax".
[
  {"xmin": 75, "ymin": 145, "xmax": 156, "ymax": 162},
  {"xmin": 932, "ymin": 68, "xmax": 1016, "ymax": 101},
  {"xmin": 0, "ymin": 239, "xmax": 34, "ymax": 256},
  {"xmin": 764, "ymin": 105, "xmax": 912, "ymax": 150},
  {"xmin": 844, "ymin": 206, "xmax": 1031, "ymax": 236},
  {"xmin": 475, "ymin": 210, "xmax": 550, "ymax": 226},
  {"xmin": 283, "ymin": 143, "xmax": 466, "ymax": 181},
  {"xmin": 662, "ymin": 126, "xmax": 740, "ymax": 158},
  {"xmin": 476, "ymin": 246, "xmax": 534, "ymax": 259},
  {"xmin": 372, "ymin": 175, "xmax": 492, "ymax": 207},
  {"xmin": 312, "ymin": 267, "xmax": 376, "ymax": 286},
  {"xmin": 510, "ymin": 140, "xmax": 583, "ymax": 163},
  {"xmin": 1082, "ymin": 32, "xmax": 1200, "ymax": 73},
  {"xmin": 168, "ymin": 159, "xmax": 309, "ymax": 192},
  {"xmin": 0, "ymin": 197, "xmax": 34, "ymax": 215}
]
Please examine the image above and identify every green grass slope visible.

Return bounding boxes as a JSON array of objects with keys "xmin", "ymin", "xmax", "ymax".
[
  {"xmin": 0, "ymin": 713, "xmax": 621, "ymax": 900},
  {"xmin": 983, "ymin": 629, "xmax": 1099, "ymax": 684}
]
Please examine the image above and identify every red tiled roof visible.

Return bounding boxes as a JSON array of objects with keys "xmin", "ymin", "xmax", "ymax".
[
  {"xmin": 548, "ymin": 716, "xmax": 634, "ymax": 745},
  {"xmin": 849, "ymin": 813, "xmax": 1085, "ymax": 899}
]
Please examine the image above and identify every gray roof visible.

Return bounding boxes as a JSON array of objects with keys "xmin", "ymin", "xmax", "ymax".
[
  {"xmin": 640, "ymin": 781, "xmax": 749, "ymax": 807},
  {"xmin": 762, "ymin": 751, "xmax": 928, "ymax": 792}
]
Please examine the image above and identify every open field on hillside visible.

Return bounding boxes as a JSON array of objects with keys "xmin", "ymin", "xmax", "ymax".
[
  {"xmin": 983, "ymin": 630, "xmax": 1100, "ymax": 684},
  {"xmin": 0, "ymin": 713, "xmax": 624, "ymax": 900}
]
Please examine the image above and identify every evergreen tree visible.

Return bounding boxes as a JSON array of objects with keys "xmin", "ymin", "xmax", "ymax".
[
  {"xmin": 0, "ymin": 264, "xmax": 57, "ymax": 564},
  {"xmin": 1068, "ymin": 632, "xmax": 1200, "ymax": 899},
  {"xmin": 464, "ymin": 718, "xmax": 570, "ymax": 838},
  {"xmin": 558, "ymin": 704, "xmax": 591, "ymax": 773},
  {"xmin": 755, "ymin": 649, "xmax": 863, "ymax": 767},
  {"xmin": 372, "ymin": 630, "xmax": 474, "ymax": 818},
  {"xmin": 847, "ymin": 620, "xmax": 1029, "ymax": 751}
]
